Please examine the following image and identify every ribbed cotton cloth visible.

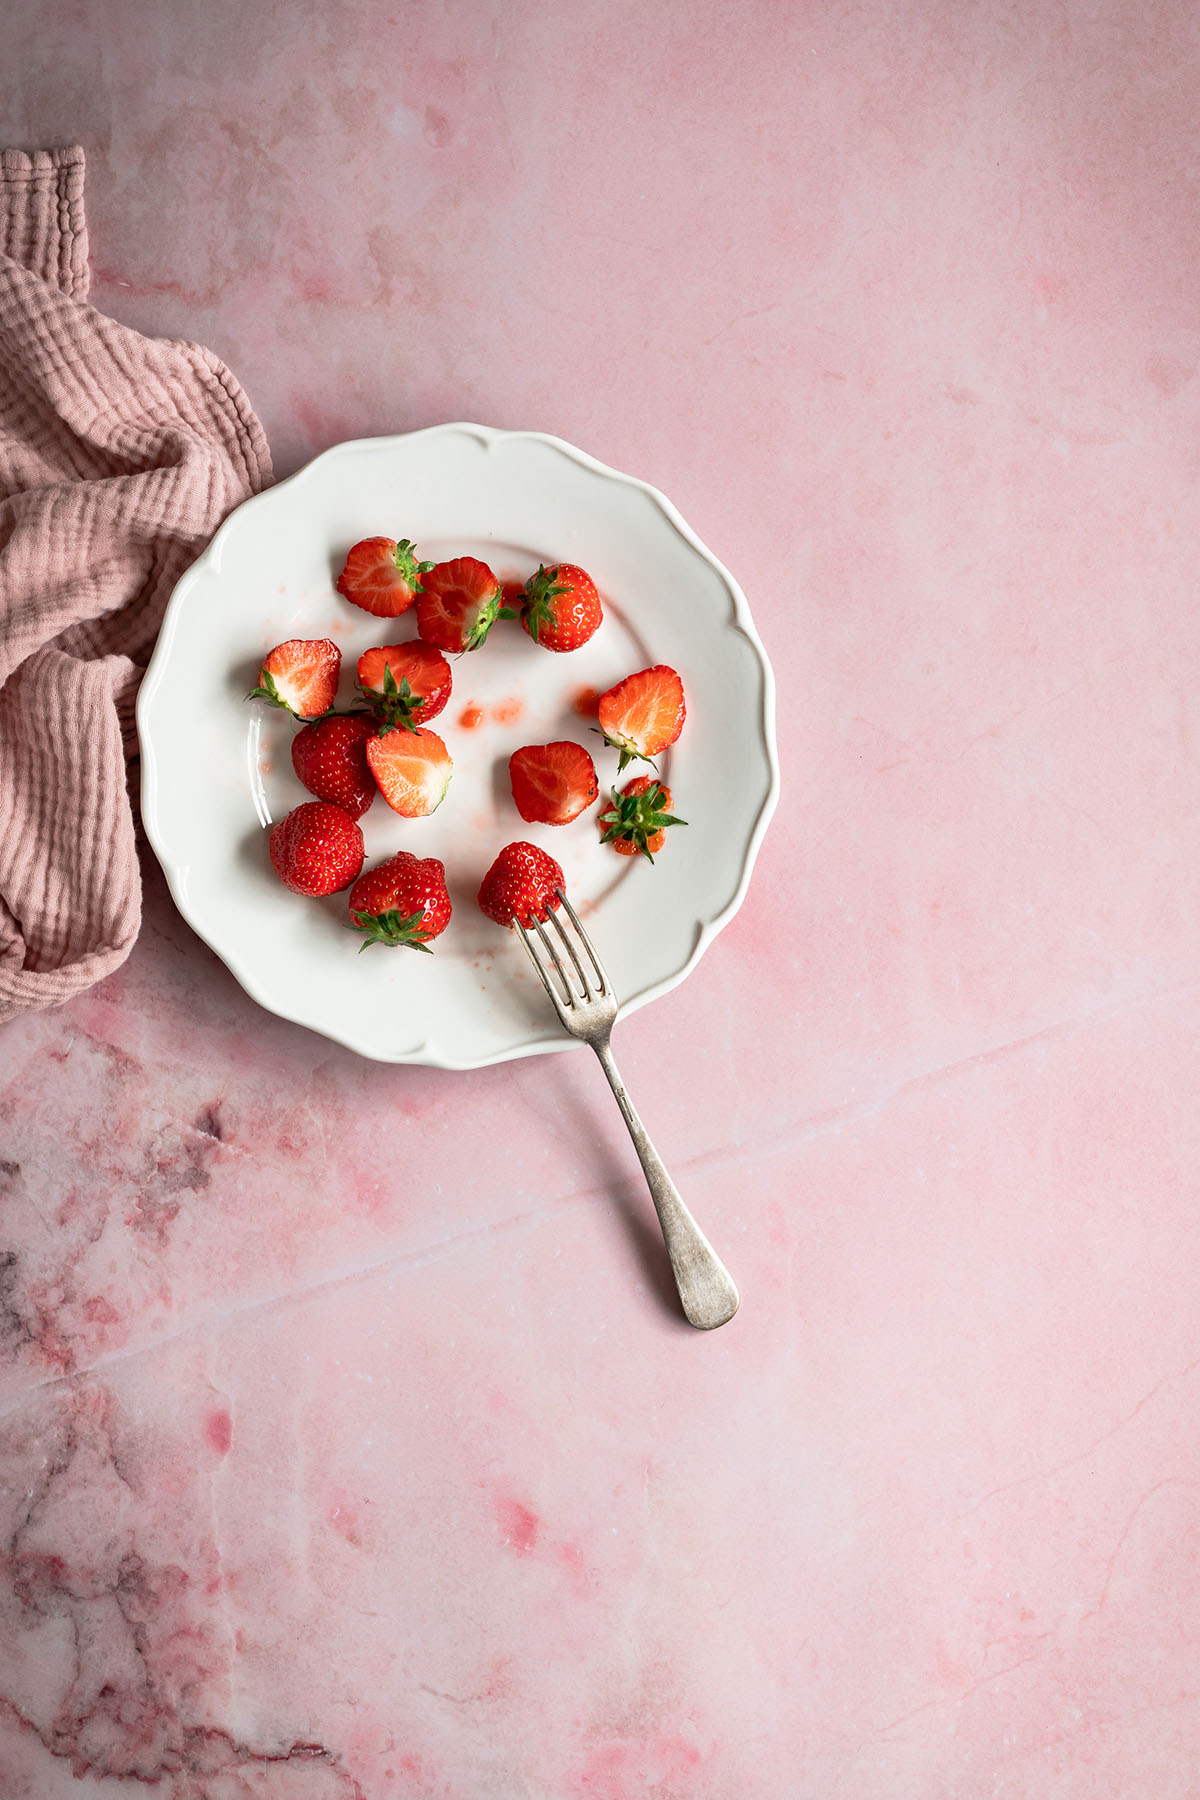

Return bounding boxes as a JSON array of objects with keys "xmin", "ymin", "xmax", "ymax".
[{"xmin": 0, "ymin": 146, "xmax": 271, "ymax": 1021}]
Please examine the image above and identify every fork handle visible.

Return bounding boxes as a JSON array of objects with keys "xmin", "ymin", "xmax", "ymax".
[{"xmin": 593, "ymin": 1042, "xmax": 740, "ymax": 1330}]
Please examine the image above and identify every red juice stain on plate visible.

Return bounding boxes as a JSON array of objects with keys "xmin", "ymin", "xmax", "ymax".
[
  {"xmin": 458, "ymin": 703, "xmax": 484, "ymax": 729},
  {"xmin": 495, "ymin": 1496, "xmax": 539, "ymax": 1555},
  {"xmin": 491, "ymin": 696, "xmax": 524, "ymax": 724},
  {"xmin": 205, "ymin": 1408, "xmax": 233, "ymax": 1456},
  {"xmin": 328, "ymin": 1500, "xmax": 363, "ymax": 1548},
  {"xmin": 571, "ymin": 685, "xmax": 601, "ymax": 719}
]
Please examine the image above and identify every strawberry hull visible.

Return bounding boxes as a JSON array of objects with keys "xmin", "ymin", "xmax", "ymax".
[{"xmin": 348, "ymin": 851, "xmax": 452, "ymax": 951}]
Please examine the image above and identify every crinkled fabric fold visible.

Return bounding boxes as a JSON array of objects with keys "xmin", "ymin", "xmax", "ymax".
[{"xmin": 0, "ymin": 146, "xmax": 271, "ymax": 1021}]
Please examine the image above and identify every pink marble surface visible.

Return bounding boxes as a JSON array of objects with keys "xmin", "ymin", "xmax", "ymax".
[{"xmin": 4, "ymin": 2, "xmax": 1200, "ymax": 1794}]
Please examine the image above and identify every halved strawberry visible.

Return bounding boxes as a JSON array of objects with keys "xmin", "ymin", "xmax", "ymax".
[
  {"xmin": 416, "ymin": 557, "xmax": 505, "ymax": 653},
  {"xmin": 336, "ymin": 537, "xmax": 433, "ymax": 618},
  {"xmin": 509, "ymin": 741, "xmax": 598, "ymax": 825},
  {"xmin": 291, "ymin": 713, "xmax": 377, "ymax": 818},
  {"xmin": 477, "ymin": 841, "xmax": 565, "ymax": 928},
  {"xmin": 366, "ymin": 726, "xmax": 453, "ymax": 817},
  {"xmin": 598, "ymin": 777, "xmax": 685, "ymax": 862},
  {"xmin": 357, "ymin": 642, "xmax": 452, "ymax": 734},
  {"xmin": 249, "ymin": 639, "xmax": 341, "ymax": 720},
  {"xmin": 348, "ymin": 851, "xmax": 451, "ymax": 952},
  {"xmin": 520, "ymin": 563, "xmax": 602, "ymax": 652},
  {"xmin": 596, "ymin": 664, "xmax": 686, "ymax": 772},
  {"xmin": 269, "ymin": 802, "xmax": 364, "ymax": 895}
]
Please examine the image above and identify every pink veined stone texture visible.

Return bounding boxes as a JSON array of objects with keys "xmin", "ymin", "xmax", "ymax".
[{"xmin": 4, "ymin": 2, "xmax": 1200, "ymax": 1796}]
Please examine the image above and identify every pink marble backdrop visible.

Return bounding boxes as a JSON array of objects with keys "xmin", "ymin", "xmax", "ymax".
[{"xmin": 4, "ymin": 1, "xmax": 1200, "ymax": 1794}]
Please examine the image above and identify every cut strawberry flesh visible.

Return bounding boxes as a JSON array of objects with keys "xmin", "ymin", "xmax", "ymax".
[
  {"xmin": 253, "ymin": 639, "xmax": 341, "ymax": 718},
  {"xmin": 344, "ymin": 559, "xmax": 408, "ymax": 611},
  {"xmin": 336, "ymin": 536, "xmax": 431, "ymax": 618},
  {"xmin": 366, "ymin": 727, "xmax": 453, "ymax": 817},
  {"xmin": 509, "ymin": 741, "xmax": 598, "ymax": 825},
  {"xmin": 597, "ymin": 665, "xmax": 685, "ymax": 767},
  {"xmin": 417, "ymin": 558, "xmax": 503, "ymax": 652}
]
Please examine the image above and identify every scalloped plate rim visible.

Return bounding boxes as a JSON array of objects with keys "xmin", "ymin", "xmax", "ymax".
[{"xmin": 137, "ymin": 423, "xmax": 780, "ymax": 1070}]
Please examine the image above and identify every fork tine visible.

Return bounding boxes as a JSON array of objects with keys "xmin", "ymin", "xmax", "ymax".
[
  {"xmin": 532, "ymin": 915, "xmax": 575, "ymax": 1006},
  {"xmin": 515, "ymin": 921, "xmax": 570, "ymax": 1018},
  {"xmin": 555, "ymin": 889, "xmax": 611, "ymax": 995},
  {"xmin": 546, "ymin": 905, "xmax": 593, "ymax": 999}
]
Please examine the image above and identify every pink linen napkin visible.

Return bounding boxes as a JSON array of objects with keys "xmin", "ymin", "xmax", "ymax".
[{"xmin": 0, "ymin": 146, "xmax": 271, "ymax": 1022}]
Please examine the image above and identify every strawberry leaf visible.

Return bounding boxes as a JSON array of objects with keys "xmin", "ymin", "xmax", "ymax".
[
  {"xmin": 359, "ymin": 666, "xmax": 424, "ymax": 735},
  {"xmin": 246, "ymin": 670, "xmax": 292, "ymax": 712},
  {"xmin": 350, "ymin": 907, "xmax": 435, "ymax": 952},
  {"xmin": 394, "ymin": 538, "xmax": 436, "ymax": 589},
  {"xmin": 521, "ymin": 564, "xmax": 571, "ymax": 645}
]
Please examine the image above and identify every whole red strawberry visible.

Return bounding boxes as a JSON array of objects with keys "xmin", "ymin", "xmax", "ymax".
[
  {"xmin": 596, "ymin": 664, "xmax": 686, "ymax": 772},
  {"xmin": 366, "ymin": 726, "xmax": 453, "ymax": 817},
  {"xmin": 269, "ymin": 802, "xmax": 365, "ymax": 895},
  {"xmin": 357, "ymin": 642, "xmax": 452, "ymax": 733},
  {"xmin": 478, "ymin": 842, "xmax": 564, "ymax": 927},
  {"xmin": 598, "ymin": 777, "xmax": 685, "ymax": 862},
  {"xmin": 336, "ymin": 537, "xmax": 433, "ymax": 618},
  {"xmin": 347, "ymin": 851, "xmax": 452, "ymax": 952},
  {"xmin": 519, "ymin": 563, "xmax": 603, "ymax": 652},
  {"xmin": 416, "ymin": 557, "xmax": 505, "ymax": 653},
  {"xmin": 291, "ymin": 714, "xmax": 377, "ymax": 818},
  {"xmin": 249, "ymin": 639, "xmax": 341, "ymax": 720},
  {"xmin": 509, "ymin": 741, "xmax": 598, "ymax": 825}
]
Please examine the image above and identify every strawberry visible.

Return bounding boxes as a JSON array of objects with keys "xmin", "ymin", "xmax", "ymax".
[
  {"xmin": 416, "ymin": 557, "xmax": 505, "ymax": 653},
  {"xmin": 249, "ymin": 639, "xmax": 341, "ymax": 720},
  {"xmin": 509, "ymin": 741, "xmax": 598, "ymax": 825},
  {"xmin": 519, "ymin": 562, "xmax": 602, "ymax": 652},
  {"xmin": 366, "ymin": 726, "xmax": 453, "ymax": 817},
  {"xmin": 268, "ymin": 802, "xmax": 364, "ymax": 895},
  {"xmin": 336, "ymin": 537, "xmax": 433, "ymax": 618},
  {"xmin": 348, "ymin": 851, "xmax": 452, "ymax": 952},
  {"xmin": 357, "ymin": 642, "xmax": 452, "ymax": 734},
  {"xmin": 291, "ymin": 713, "xmax": 377, "ymax": 818},
  {"xmin": 596, "ymin": 664, "xmax": 686, "ymax": 772},
  {"xmin": 477, "ymin": 841, "xmax": 565, "ymax": 928},
  {"xmin": 598, "ymin": 776, "xmax": 685, "ymax": 862}
]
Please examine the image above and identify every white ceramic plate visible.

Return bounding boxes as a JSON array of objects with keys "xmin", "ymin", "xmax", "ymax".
[{"xmin": 138, "ymin": 424, "xmax": 778, "ymax": 1069}]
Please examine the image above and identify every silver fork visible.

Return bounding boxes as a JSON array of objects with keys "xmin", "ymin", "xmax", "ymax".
[{"xmin": 516, "ymin": 890, "xmax": 740, "ymax": 1331}]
